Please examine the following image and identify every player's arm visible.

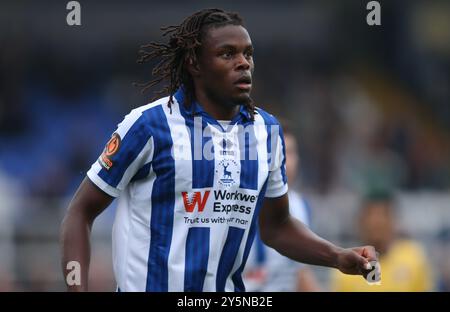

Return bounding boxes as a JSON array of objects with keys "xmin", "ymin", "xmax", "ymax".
[
  {"xmin": 258, "ymin": 194, "xmax": 376, "ymax": 277},
  {"xmin": 60, "ymin": 177, "xmax": 114, "ymax": 291}
]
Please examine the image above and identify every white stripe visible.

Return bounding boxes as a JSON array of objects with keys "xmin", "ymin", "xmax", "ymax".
[
  {"xmin": 111, "ymin": 190, "xmax": 130, "ymax": 289},
  {"xmin": 165, "ymin": 99, "xmax": 193, "ymax": 291},
  {"xmin": 121, "ymin": 165, "xmax": 156, "ymax": 291},
  {"xmin": 204, "ymin": 223, "xmax": 229, "ymax": 291}
]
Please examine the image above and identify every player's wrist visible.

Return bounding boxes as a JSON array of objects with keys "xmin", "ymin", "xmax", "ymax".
[{"xmin": 329, "ymin": 245, "xmax": 345, "ymax": 269}]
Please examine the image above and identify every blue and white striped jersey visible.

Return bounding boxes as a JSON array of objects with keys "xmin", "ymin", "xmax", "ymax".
[{"xmin": 87, "ymin": 88, "xmax": 288, "ymax": 292}]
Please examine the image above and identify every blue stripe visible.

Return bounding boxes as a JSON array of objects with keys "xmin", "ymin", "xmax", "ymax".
[
  {"xmin": 279, "ymin": 127, "xmax": 288, "ymax": 184},
  {"xmin": 193, "ymin": 131, "xmax": 215, "ymax": 188},
  {"xmin": 130, "ymin": 162, "xmax": 151, "ymax": 182},
  {"xmin": 145, "ymin": 105, "xmax": 175, "ymax": 292},
  {"xmin": 231, "ymin": 180, "xmax": 268, "ymax": 292},
  {"xmin": 184, "ymin": 227, "xmax": 210, "ymax": 291},
  {"xmin": 254, "ymin": 228, "xmax": 266, "ymax": 265},
  {"xmin": 176, "ymin": 91, "xmax": 215, "ymax": 189},
  {"xmin": 99, "ymin": 114, "xmax": 152, "ymax": 187},
  {"xmin": 239, "ymin": 125, "xmax": 258, "ymax": 190},
  {"xmin": 216, "ymin": 227, "xmax": 245, "ymax": 291}
]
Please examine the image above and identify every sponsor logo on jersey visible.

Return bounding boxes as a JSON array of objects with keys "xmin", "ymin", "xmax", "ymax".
[
  {"xmin": 212, "ymin": 190, "xmax": 257, "ymax": 215},
  {"xmin": 182, "ymin": 191, "xmax": 210, "ymax": 213},
  {"xmin": 182, "ymin": 189, "xmax": 257, "ymax": 226}
]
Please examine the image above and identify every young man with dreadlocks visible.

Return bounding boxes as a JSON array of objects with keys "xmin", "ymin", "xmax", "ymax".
[{"xmin": 61, "ymin": 8, "xmax": 378, "ymax": 292}]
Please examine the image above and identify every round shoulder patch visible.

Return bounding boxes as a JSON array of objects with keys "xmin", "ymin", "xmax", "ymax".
[{"xmin": 105, "ymin": 133, "xmax": 121, "ymax": 156}]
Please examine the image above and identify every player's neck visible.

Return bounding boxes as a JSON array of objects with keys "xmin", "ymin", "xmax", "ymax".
[{"xmin": 194, "ymin": 89, "xmax": 239, "ymax": 121}]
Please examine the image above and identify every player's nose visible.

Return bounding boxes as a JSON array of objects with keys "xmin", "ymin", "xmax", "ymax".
[{"xmin": 235, "ymin": 53, "xmax": 251, "ymax": 71}]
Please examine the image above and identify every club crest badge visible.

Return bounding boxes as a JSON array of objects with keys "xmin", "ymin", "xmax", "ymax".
[{"xmin": 216, "ymin": 159, "xmax": 239, "ymax": 187}]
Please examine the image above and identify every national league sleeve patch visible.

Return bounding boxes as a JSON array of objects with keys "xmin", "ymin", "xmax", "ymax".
[{"xmin": 98, "ymin": 132, "xmax": 121, "ymax": 170}]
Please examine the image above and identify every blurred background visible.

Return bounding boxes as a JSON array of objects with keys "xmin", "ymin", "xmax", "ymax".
[{"xmin": 0, "ymin": 0, "xmax": 449, "ymax": 291}]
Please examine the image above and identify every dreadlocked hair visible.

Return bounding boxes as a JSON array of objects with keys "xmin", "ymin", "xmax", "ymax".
[{"xmin": 135, "ymin": 8, "xmax": 255, "ymax": 120}]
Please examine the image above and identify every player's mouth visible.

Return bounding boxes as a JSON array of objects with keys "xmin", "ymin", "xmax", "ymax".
[{"xmin": 234, "ymin": 75, "xmax": 252, "ymax": 91}]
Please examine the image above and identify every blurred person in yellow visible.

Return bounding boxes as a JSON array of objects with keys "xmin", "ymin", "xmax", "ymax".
[{"xmin": 330, "ymin": 191, "xmax": 433, "ymax": 292}]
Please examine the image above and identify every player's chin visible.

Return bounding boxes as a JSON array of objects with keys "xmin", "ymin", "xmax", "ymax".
[{"xmin": 232, "ymin": 90, "xmax": 252, "ymax": 105}]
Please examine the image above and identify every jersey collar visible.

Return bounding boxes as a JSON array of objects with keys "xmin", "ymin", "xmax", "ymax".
[{"xmin": 173, "ymin": 87, "xmax": 252, "ymax": 125}]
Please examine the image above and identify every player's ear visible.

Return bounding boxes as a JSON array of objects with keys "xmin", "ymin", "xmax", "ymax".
[{"xmin": 185, "ymin": 55, "xmax": 200, "ymax": 77}]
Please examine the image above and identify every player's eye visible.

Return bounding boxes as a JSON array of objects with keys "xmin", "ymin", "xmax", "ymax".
[{"xmin": 220, "ymin": 50, "xmax": 233, "ymax": 59}]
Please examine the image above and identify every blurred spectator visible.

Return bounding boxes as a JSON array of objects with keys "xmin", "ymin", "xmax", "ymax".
[
  {"xmin": 357, "ymin": 123, "xmax": 407, "ymax": 192},
  {"xmin": 330, "ymin": 191, "xmax": 433, "ymax": 292},
  {"xmin": 244, "ymin": 123, "xmax": 321, "ymax": 291}
]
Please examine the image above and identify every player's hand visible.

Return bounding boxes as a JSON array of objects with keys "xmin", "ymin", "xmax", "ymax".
[{"xmin": 336, "ymin": 246, "xmax": 378, "ymax": 278}]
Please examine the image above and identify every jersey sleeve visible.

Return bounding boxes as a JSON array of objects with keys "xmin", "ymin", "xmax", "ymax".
[
  {"xmin": 86, "ymin": 109, "xmax": 154, "ymax": 197},
  {"xmin": 265, "ymin": 122, "xmax": 288, "ymax": 198}
]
